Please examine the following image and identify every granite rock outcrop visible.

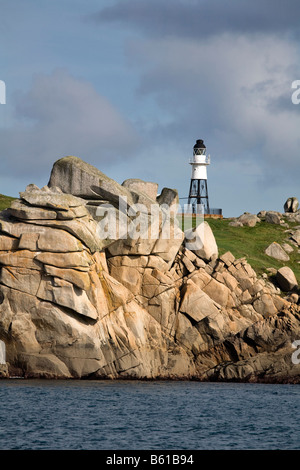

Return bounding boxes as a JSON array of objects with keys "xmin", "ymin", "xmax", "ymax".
[{"xmin": 0, "ymin": 157, "xmax": 299, "ymax": 383}]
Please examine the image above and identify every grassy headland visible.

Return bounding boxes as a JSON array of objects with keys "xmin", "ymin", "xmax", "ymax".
[{"xmin": 206, "ymin": 218, "xmax": 300, "ymax": 284}]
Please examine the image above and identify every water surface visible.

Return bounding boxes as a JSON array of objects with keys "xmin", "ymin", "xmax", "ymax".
[{"xmin": 0, "ymin": 380, "xmax": 299, "ymax": 450}]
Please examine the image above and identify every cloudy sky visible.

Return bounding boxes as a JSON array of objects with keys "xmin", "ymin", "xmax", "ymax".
[{"xmin": 1, "ymin": 0, "xmax": 300, "ymax": 217}]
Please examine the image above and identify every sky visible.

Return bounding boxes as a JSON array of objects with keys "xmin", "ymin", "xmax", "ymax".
[{"xmin": 1, "ymin": 0, "xmax": 300, "ymax": 217}]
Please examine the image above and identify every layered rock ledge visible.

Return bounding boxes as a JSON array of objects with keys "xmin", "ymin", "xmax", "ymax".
[{"xmin": 0, "ymin": 156, "xmax": 299, "ymax": 383}]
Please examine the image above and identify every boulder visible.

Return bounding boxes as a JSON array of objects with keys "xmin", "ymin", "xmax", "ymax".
[
  {"xmin": 202, "ymin": 278, "xmax": 231, "ymax": 307},
  {"xmin": 265, "ymin": 242, "xmax": 290, "ymax": 261},
  {"xmin": 48, "ymin": 155, "xmax": 134, "ymax": 207},
  {"xmin": 281, "ymin": 243, "xmax": 294, "ymax": 254},
  {"xmin": 122, "ymin": 179, "xmax": 158, "ymax": 202},
  {"xmin": 291, "ymin": 230, "xmax": 300, "ymax": 246},
  {"xmin": 276, "ymin": 267, "xmax": 298, "ymax": 292},
  {"xmin": 184, "ymin": 221, "xmax": 218, "ymax": 262},
  {"xmin": 238, "ymin": 212, "xmax": 260, "ymax": 227},
  {"xmin": 156, "ymin": 188, "xmax": 179, "ymax": 213},
  {"xmin": 265, "ymin": 211, "xmax": 282, "ymax": 225},
  {"xmin": 179, "ymin": 280, "xmax": 220, "ymax": 322},
  {"xmin": 284, "ymin": 197, "xmax": 299, "ymax": 213},
  {"xmin": 228, "ymin": 219, "xmax": 243, "ymax": 227}
]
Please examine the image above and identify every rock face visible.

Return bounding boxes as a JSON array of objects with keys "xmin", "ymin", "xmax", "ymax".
[{"xmin": 0, "ymin": 157, "xmax": 299, "ymax": 383}]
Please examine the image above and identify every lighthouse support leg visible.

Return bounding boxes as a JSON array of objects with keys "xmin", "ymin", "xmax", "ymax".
[{"xmin": 188, "ymin": 179, "xmax": 210, "ymax": 215}]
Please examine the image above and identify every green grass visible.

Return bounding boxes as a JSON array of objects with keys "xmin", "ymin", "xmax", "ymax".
[
  {"xmin": 0, "ymin": 194, "xmax": 16, "ymax": 212},
  {"xmin": 206, "ymin": 218, "xmax": 300, "ymax": 284}
]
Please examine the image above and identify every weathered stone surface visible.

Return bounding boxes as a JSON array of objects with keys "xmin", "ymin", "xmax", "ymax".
[
  {"xmin": 0, "ymin": 266, "xmax": 41, "ymax": 296},
  {"xmin": 37, "ymin": 228, "xmax": 84, "ymax": 253},
  {"xmin": 220, "ymin": 251, "xmax": 235, "ymax": 267},
  {"xmin": 284, "ymin": 197, "xmax": 299, "ymax": 213},
  {"xmin": 18, "ymin": 233, "xmax": 39, "ymax": 251},
  {"xmin": 228, "ymin": 219, "xmax": 243, "ymax": 227},
  {"xmin": 107, "ymin": 211, "xmax": 184, "ymax": 268},
  {"xmin": 48, "ymin": 156, "xmax": 134, "ymax": 206},
  {"xmin": 24, "ymin": 217, "xmax": 104, "ymax": 253},
  {"xmin": 291, "ymin": 230, "xmax": 300, "ymax": 246},
  {"xmin": 265, "ymin": 242, "xmax": 290, "ymax": 261},
  {"xmin": 18, "ymin": 227, "xmax": 85, "ymax": 253},
  {"xmin": 44, "ymin": 265, "xmax": 91, "ymax": 291},
  {"xmin": 0, "ymin": 250, "xmax": 41, "ymax": 269},
  {"xmin": 7, "ymin": 200, "xmax": 58, "ymax": 220},
  {"xmin": 35, "ymin": 251, "xmax": 92, "ymax": 269},
  {"xmin": 0, "ymin": 157, "xmax": 299, "ymax": 383},
  {"xmin": 253, "ymin": 293, "xmax": 277, "ymax": 316},
  {"xmin": 265, "ymin": 211, "xmax": 281, "ymax": 225},
  {"xmin": 37, "ymin": 277, "xmax": 98, "ymax": 320},
  {"xmin": 0, "ymin": 235, "xmax": 19, "ymax": 251},
  {"xmin": 184, "ymin": 221, "xmax": 218, "ymax": 262},
  {"xmin": 180, "ymin": 280, "xmax": 220, "ymax": 322},
  {"xmin": 109, "ymin": 265, "xmax": 142, "ymax": 296},
  {"xmin": 156, "ymin": 188, "xmax": 179, "ymax": 212},
  {"xmin": 281, "ymin": 243, "xmax": 294, "ymax": 254},
  {"xmin": 122, "ymin": 179, "xmax": 158, "ymax": 202},
  {"xmin": 0, "ymin": 218, "xmax": 49, "ymax": 238},
  {"xmin": 20, "ymin": 189, "xmax": 85, "ymax": 211},
  {"xmin": 276, "ymin": 267, "xmax": 298, "ymax": 292},
  {"xmin": 237, "ymin": 212, "xmax": 260, "ymax": 227},
  {"xmin": 202, "ymin": 278, "xmax": 231, "ymax": 307},
  {"xmin": 151, "ymin": 215, "xmax": 184, "ymax": 265}
]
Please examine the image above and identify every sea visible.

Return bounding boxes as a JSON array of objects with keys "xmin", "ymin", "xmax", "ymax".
[{"xmin": 0, "ymin": 379, "xmax": 299, "ymax": 451}]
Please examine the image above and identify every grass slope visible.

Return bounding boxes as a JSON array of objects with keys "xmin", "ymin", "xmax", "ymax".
[
  {"xmin": 0, "ymin": 194, "xmax": 16, "ymax": 212},
  {"xmin": 206, "ymin": 218, "xmax": 300, "ymax": 284}
]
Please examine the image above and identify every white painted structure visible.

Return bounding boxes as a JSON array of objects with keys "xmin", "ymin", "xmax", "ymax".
[{"xmin": 189, "ymin": 151, "xmax": 210, "ymax": 180}]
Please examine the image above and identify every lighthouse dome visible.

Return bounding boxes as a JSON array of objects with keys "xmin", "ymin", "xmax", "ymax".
[{"xmin": 194, "ymin": 139, "xmax": 206, "ymax": 150}]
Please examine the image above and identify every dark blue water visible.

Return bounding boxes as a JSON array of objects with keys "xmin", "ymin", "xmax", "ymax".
[{"xmin": 0, "ymin": 380, "xmax": 299, "ymax": 450}]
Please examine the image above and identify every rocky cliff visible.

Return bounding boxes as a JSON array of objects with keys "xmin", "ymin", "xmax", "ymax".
[{"xmin": 0, "ymin": 156, "xmax": 299, "ymax": 382}]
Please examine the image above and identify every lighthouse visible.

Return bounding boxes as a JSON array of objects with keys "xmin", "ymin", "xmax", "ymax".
[{"xmin": 187, "ymin": 139, "xmax": 210, "ymax": 214}]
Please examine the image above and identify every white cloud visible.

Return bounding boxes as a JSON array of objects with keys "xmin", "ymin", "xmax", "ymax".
[
  {"xmin": 0, "ymin": 69, "xmax": 139, "ymax": 179},
  {"xmin": 127, "ymin": 33, "xmax": 300, "ymax": 186}
]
